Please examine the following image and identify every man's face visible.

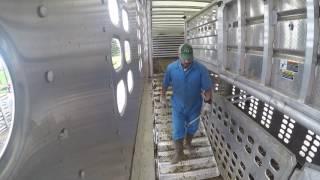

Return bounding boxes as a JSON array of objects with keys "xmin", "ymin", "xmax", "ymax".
[{"xmin": 181, "ymin": 59, "xmax": 192, "ymax": 69}]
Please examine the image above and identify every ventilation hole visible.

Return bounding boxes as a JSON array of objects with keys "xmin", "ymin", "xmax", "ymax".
[
  {"xmin": 255, "ymin": 156, "xmax": 262, "ymax": 167},
  {"xmin": 258, "ymin": 146, "xmax": 266, "ymax": 157},
  {"xmin": 238, "ymin": 169, "xmax": 243, "ymax": 178},
  {"xmin": 224, "ymin": 156, "xmax": 228, "ymax": 163},
  {"xmin": 228, "ymin": 172, "xmax": 232, "ymax": 179},
  {"xmin": 214, "ymin": 141, "xmax": 218, "ymax": 146},
  {"xmin": 216, "ymin": 129, "xmax": 220, "ymax": 134},
  {"xmin": 218, "ymin": 106, "xmax": 222, "ymax": 112},
  {"xmin": 266, "ymin": 169, "xmax": 274, "ymax": 180},
  {"xmin": 237, "ymin": 135, "xmax": 242, "ymax": 143},
  {"xmin": 224, "ymin": 120, "xmax": 228, "ymax": 127},
  {"xmin": 213, "ymin": 109, "xmax": 216, "ymax": 114},
  {"xmin": 218, "ymin": 114, "xmax": 222, "ymax": 120},
  {"xmin": 220, "ymin": 142, "xmax": 223, "ymax": 147},
  {"xmin": 222, "ymin": 162, "xmax": 226, "ymax": 169},
  {"xmin": 239, "ymin": 127, "xmax": 244, "ymax": 134},
  {"xmin": 111, "ymin": 38, "xmax": 122, "ymax": 71},
  {"xmin": 230, "ymin": 128, "xmax": 235, "ymax": 135},
  {"xmin": 236, "ymin": 176, "xmax": 240, "ymax": 180},
  {"xmin": 225, "ymin": 112, "xmax": 229, "ymax": 119},
  {"xmin": 219, "ymin": 148, "xmax": 222, "ymax": 154},
  {"xmin": 248, "ymin": 136, "xmax": 254, "ymax": 144},
  {"xmin": 221, "ymin": 135, "xmax": 225, "ymax": 141},
  {"xmin": 245, "ymin": 145, "xmax": 251, "ymax": 154},
  {"xmin": 249, "ymin": 174, "xmax": 254, "ymax": 180},
  {"xmin": 270, "ymin": 159, "xmax": 280, "ymax": 171},
  {"xmin": 227, "ymin": 143, "xmax": 231, "ymax": 150},
  {"xmin": 240, "ymin": 161, "xmax": 246, "ymax": 170},
  {"xmin": 232, "ymin": 159, "xmax": 236, "ymax": 166},
  {"xmin": 226, "ymin": 150, "xmax": 230, "ymax": 157},
  {"xmin": 231, "ymin": 119, "xmax": 236, "ymax": 126},
  {"xmin": 233, "ymin": 152, "xmax": 238, "ymax": 159},
  {"xmin": 218, "ymin": 154, "xmax": 221, "ymax": 160},
  {"xmin": 230, "ymin": 166, "xmax": 234, "ymax": 172},
  {"xmin": 215, "ymin": 135, "xmax": 219, "ymax": 141}
]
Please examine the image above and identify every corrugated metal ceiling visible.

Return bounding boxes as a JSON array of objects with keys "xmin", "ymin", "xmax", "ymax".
[{"xmin": 151, "ymin": 0, "xmax": 212, "ymax": 35}]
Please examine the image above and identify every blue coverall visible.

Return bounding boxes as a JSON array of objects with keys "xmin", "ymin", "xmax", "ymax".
[{"xmin": 163, "ymin": 60, "xmax": 212, "ymax": 141}]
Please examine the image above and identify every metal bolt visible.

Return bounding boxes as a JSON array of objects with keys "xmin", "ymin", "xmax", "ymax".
[
  {"xmin": 38, "ymin": 5, "xmax": 48, "ymax": 18},
  {"xmin": 45, "ymin": 70, "xmax": 54, "ymax": 83}
]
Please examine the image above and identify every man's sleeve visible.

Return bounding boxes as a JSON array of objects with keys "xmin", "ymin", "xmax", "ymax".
[
  {"xmin": 201, "ymin": 66, "xmax": 212, "ymax": 91},
  {"xmin": 163, "ymin": 66, "xmax": 171, "ymax": 88}
]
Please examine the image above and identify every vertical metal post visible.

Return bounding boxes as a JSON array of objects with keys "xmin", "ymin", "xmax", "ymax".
[
  {"xmin": 261, "ymin": 0, "xmax": 275, "ymax": 86},
  {"xmin": 184, "ymin": 18, "xmax": 187, "ymax": 43},
  {"xmin": 217, "ymin": 3, "xmax": 227, "ymax": 73},
  {"xmin": 237, "ymin": 0, "xmax": 246, "ymax": 75},
  {"xmin": 299, "ymin": 0, "xmax": 319, "ymax": 102},
  {"xmin": 147, "ymin": 0, "xmax": 153, "ymax": 78}
]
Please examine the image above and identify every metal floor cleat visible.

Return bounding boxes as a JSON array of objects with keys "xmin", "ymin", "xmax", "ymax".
[{"xmin": 152, "ymin": 77, "xmax": 220, "ymax": 180}]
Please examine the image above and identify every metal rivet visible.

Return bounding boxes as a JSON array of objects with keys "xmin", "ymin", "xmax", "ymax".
[
  {"xmin": 38, "ymin": 5, "xmax": 48, "ymax": 18},
  {"xmin": 45, "ymin": 70, "xmax": 54, "ymax": 83},
  {"xmin": 79, "ymin": 169, "xmax": 85, "ymax": 179}
]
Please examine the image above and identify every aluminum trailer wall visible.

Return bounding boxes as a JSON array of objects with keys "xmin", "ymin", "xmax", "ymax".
[
  {"xmin": 186, "ymin": 0, "xmax": 320, "ymax": 179},
  {"xmin": 0, "ymin": 0, "xmax": 150, "ymax": 179}
]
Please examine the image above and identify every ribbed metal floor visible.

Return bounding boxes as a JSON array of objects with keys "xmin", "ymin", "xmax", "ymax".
[{"xmin": 152, "ymin": 76, "xmax": 220, "ymax": 180}]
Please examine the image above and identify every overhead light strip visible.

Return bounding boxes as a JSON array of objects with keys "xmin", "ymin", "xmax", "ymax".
[
  {"xmin": 152, "ymin": 1, "xmax": 209, "ymax": 7},
  {"xmin": 152, "ymin": 8, "xmax": 200, "ymax": 12}
]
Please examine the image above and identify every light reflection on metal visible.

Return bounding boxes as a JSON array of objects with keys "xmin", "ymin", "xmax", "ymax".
[
  {"xmin": 124, "ymin": 41, "xmax": 131, "ymax": 64},
  {"xmin": 122, "ymin": 9, "xmax": 129, "ymax": 32},
  {"xmin": 127, "ymin": 70, "xmax": 134, "ymax": 93},
  {"xmin": 116, "ymin": 79, "xmax": 127, "ymax": 116},
  {"xmin": 109, "ymin": 0, "xmax": 119, "ymax": 26},
  {"xmin": 0, "ymin": 54, "xmax": 15, "ymax": 160}
]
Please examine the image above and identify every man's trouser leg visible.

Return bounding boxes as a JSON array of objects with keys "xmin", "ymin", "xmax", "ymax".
[
  {"xmin": 171, "ymin": 109, "xmax": 186, "ymax": 164},
  {"xmin": 185, "ymin": 111, "xmax": 200, "ymax": 152}
]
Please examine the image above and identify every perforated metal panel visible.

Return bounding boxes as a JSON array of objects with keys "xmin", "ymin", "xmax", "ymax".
[
  {"xmin": 186, "ymin": 0, "xmax": 320, "ymax": 179},
  {"xmin": 204, "ymin": 92, "xmax": 297, "ymax": 180},
  {"xmin": 186, "ymin": 3, "xmax": 218, "ymax": 68}
]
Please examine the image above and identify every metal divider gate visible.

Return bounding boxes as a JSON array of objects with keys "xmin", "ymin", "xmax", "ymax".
[{"xmin": 185, "ymin": 0, "xmax": 320, "ymax": 180}]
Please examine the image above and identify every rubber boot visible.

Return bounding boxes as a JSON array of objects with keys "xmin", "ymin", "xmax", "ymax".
[
  {"xmin": 171, "ymin": 139, "xmax": 185, "ymax": 164},
  {"xmin": 185, "ymin": 134, "xmax": 194, "ymax": 152}
]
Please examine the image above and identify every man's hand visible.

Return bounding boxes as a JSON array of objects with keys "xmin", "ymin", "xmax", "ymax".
[
  {"xmin": 201, "ymin": 102, "xmax": 212, "ymax": 116},
  {"xmin": 160, "ymin": 95, "xmax": 168, "ymax": 108}
]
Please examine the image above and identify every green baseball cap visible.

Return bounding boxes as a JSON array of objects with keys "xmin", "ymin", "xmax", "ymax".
[{"xmin": 179, "ymin": 43, "xmax": 193, "ymax": 61}]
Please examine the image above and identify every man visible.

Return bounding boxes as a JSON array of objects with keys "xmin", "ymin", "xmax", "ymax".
[{"xmin": 160, "ymin": 43, "xmax": 212, "ymax": 164}]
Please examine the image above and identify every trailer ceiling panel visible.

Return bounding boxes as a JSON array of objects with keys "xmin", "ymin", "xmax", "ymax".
[{"xmin": 151, "ymin": 0, "xmax": 214, "ymax": 40}]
